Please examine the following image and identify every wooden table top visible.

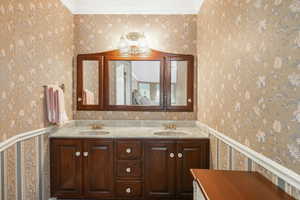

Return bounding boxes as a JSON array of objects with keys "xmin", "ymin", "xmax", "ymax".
[{"xmin": 191, "ymin": 169, "xmax": 294, "ymax": 200}]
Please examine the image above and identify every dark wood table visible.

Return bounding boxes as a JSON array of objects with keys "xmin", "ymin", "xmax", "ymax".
[{"xmin": 191, "ymin": 169, "xmax": 294, "ymax": 200}]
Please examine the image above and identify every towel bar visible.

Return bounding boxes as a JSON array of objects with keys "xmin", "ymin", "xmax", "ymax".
[{"xmin": 43, "ymin": 84, "xmax": 65, "ymax": 92}]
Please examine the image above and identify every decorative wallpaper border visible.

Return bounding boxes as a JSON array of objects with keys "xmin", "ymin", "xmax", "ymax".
[{"xmin": 196, "ymin": 121, "xmax": 300, "ymax": 194}]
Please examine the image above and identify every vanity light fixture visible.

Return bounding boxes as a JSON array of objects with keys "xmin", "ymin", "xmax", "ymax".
[{"xmin": 118, "ymin": 32, "xmax": 150, "ymax": 56}]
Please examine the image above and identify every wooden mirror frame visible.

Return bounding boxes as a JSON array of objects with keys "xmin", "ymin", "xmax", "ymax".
[{"xmin": 77, "ymin": 49, "xmax": 194, "ymax": 112}]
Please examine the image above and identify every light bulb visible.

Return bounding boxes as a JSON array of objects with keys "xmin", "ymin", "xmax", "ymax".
[
  {"xmin": 138, "ymin": 34, "xmax": 149, "ymax": 53},
  {"xmin": 118, "ymin": 35, "xmax": 129, "ymax": 49}
]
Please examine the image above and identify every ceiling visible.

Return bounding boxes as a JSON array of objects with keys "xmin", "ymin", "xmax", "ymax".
[{"xmin": 60, "ymin": 0, "xmax": 204, "ymax": 14}]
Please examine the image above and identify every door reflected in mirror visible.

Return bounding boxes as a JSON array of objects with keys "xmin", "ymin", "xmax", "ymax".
[
  {"xmin": 171, "ymin": 61, "xmax": 188, "ymax": 106},
  {"xmin": 83, "ymin": 60, "xmax": 99, "ymax": 105},
  {"xmin": 109, "ymin": 61, "xmax": 161, "ymax": 106}
]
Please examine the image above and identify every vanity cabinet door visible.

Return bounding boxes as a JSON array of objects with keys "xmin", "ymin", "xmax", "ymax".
[
  {"xmin": 145, "ymin": 140, "xmax": 176, "ymax": 199},
  {"xmin": 83, "ymin": 139, "xmax": 114, "ymax": 198},
  {"xmin": 51, "ymin": 139, "xmax": 83, "ymax": 198},
  {"xmin": 176, "ymin": 140, "xmax": 209, "ymax": 199}
]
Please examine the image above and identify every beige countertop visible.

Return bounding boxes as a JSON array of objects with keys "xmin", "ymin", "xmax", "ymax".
[{"xmin": 49, "ymin": 120, "xmax": 209, "ymax": 139}]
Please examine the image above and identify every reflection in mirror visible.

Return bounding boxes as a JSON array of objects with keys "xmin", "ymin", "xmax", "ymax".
[
  {"xmin": 171, "ymin": 61, "xmax": 187, "ymax": 106},
  {"xmin": 109, "ymin": 61, "xmax": 160, "ymax": 106},
  {"xmin": 83, "ymin": 61, "xmax": 99, "ymax": 105}
]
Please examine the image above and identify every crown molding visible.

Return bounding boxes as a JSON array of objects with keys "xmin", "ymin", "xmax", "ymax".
[
  {"xmin": 60, "ymin": 0, "xmax": 202, "ymax": 15},
  {"xmin": 60, "ymin": 0, "xmax": 76, "ymax": 13},
  {"xmin": 197, "ymin": 0, "xmax": 205, "ymax": 13},
  {"xmin": 193, "ymin": 0, "xmax": 204, "ymax": 13},
  {"xmin": 72, "ymin": 9, "xmax": 199, "ymax": 15}
]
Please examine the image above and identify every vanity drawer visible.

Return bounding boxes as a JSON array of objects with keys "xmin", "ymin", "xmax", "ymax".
[
  {"xmin": 116, "ymin": 180, "xmax": 143, "ymax": 198},
  {"xmin": 117, "ymin": 160, "xmax": 143, "ymax": 178},
  {"xmin": 116, "ymin": 140, "xmax": 142, "ymax": 160}
]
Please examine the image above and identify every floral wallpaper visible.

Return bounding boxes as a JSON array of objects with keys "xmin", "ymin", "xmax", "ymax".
[
  {"xmin": 0, "ymin": 0, "xmax": 73, "ymax": 199},
  {"xmin": 0, "ymin": 0, "xmax": 299, "ymax": 198},
  {"xmin": 74, "ymin": 14, "xmax": 198, "ymax": 120},
  {"xmin": 197, "ymin": 0, "xmax": 300, "ymax": 175},
  {"xmin": 0, "ymin": 0, "xmax": 74, "ymax": 143}
]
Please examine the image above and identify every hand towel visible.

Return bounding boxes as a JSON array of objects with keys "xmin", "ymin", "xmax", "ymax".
[{"xmin": 45, "ymin": 85, "xmax": 68, "ymax": 125}]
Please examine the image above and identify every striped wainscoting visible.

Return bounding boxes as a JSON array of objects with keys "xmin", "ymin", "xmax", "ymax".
[
  {"xmin": 196, "ymin": 121, "xmax": 300, "ymax": 200},
  {"xmin": 0, "ymin": 126, "xmax": 55, "ymax": 200}
]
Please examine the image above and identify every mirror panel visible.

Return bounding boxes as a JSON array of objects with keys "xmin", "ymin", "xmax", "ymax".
[
  {"xmin": 77, "ymin": 50, "xmax": 194, "ymax": 112},
  {"xmin": 109, "ymin": 61, "xmax": 161, "ymax": 106},
  {"xmin": 171, "ymin": 61, "xmax": 188, "ymax": 106},
  {"xmin": 83, "ymin": 60, "xmax": 99, "ymax": 105}
]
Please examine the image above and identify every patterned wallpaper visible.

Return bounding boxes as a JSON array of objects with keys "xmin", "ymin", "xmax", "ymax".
[
  {"xmin": 74, "ymin": 14, "xmax": 198, "ymax": 120},
  {"xmin": 197, "ymin": 0, "xmax": 300, "ymax": 174},
  {"xmin": 0, "ymin": 0, "xmax": 73, "ymax": 199},
  {"xmin": 0, "ymin": 0, "xmax": 74, "ymax": 143}
]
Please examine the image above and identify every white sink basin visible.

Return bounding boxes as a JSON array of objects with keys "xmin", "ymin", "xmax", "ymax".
[
  {"xmin": 80, "ymin": 130, "xmax": 110, "ymax": 135},
  {"xmin": 153, "ymin": 131, "xmax": 189, "ymax": 136}
]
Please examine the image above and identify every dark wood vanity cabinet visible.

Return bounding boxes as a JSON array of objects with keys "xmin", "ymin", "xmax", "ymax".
[
  {"xmin": 176, "ymin": 140, "xmax": 210, "ymax": 199},
  {"xmin": 145, "ymin": 140, "xmax": 209, "ymax": 200},
  {"xmin": 51, "ymin": 139, "xmax": 83, "ymax": 198},
  {"xmin": 51, "ymin": 139, "xmax": 114, "ymax": 199},
  {"xmin": 145, "ymin": 140, "xmax": 176, "ymax": 199},
  {"xmin": 84, "ymin": 140, "xmax": 114, "ymax": 198},
  {"xmin": 115, "ymin": 140, "xmax": 144, "ymax": 199},
  {"xmin": 50, "ymin": 138, "xmax": 209, "ymax": 200}
]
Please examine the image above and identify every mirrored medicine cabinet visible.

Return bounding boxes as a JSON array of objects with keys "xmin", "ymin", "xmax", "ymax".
[{"xmin": 77, "ymin": 49, "xmax": 194, "ymax": 112}]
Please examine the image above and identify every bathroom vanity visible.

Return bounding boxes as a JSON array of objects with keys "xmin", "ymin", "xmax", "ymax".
[{"xmin": 49, "ymin": 122, "xmax": 209, "ymax": 200}]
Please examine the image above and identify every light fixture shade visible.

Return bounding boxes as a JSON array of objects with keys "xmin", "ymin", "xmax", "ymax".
[
  {"xmin": 118, "ymin": 35, "xmax": 129, "ymax": 54},
  {"xmin": 118, "ymin": 32, "xmax": 150, "ymax": 56}
]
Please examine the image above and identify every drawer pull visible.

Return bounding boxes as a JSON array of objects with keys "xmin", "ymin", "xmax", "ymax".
[
  {"xmin": 170, "ymin": 153, "xmax": 175, "ymax": 158},
  {"xmin": 83, "ymin": 152, "xmax": 89, "ymax": 157},
  {"xmin": 178, "ymin": 153, "xmax": 183, "ymax": 158},
  {"xmin": 126, "ymin": 187, "xmax": 132, "ymax": 194},
  {"xmin": 126, "ymin": 148, "xmax": 132, "ymax": 154},
  {"xmin": 75, "ymin": 152, "xmax": 81, "ymax": 157},
  {"xmin": 126, "ymin": 167, "xmax": 131, "ymax": 173}
]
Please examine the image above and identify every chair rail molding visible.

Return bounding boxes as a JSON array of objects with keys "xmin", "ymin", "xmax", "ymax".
[
  {"xmin": 0, "ymin": 127, "xmax": 52, "ymax": 152},
  {"xmin": 196, "ymin": 121, "xmax": 300, "ymax": 190},
  {"xmin": 0, "ymin": 121, "xmax": 74, "ymax": 152}
]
